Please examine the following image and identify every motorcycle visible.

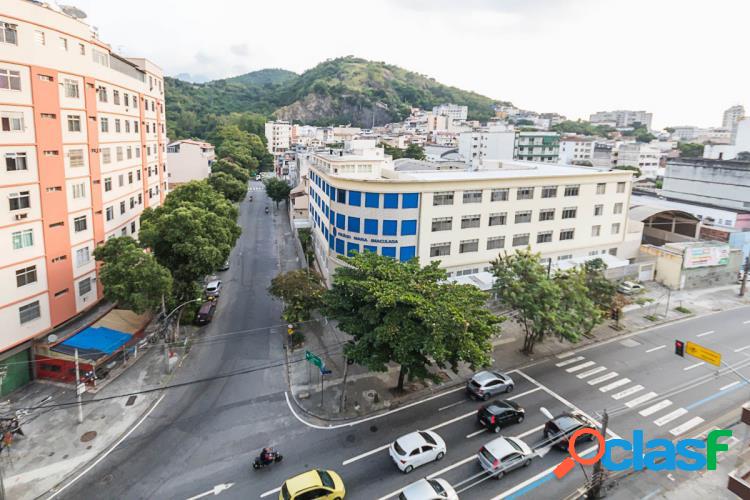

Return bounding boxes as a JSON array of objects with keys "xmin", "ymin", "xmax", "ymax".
[
  {"xmin": 249, "ymin": 195, "xmax": 253, "ymax": 202},
  {"xmin": 252, "ymin": 450, "xmax": 283, "ymax": 470},
  {"xmin": 265, "ymin": 207, "xmax": 269, "ymax": 214}
]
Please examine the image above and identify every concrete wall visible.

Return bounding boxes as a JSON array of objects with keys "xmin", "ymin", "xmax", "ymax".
[{"xmin": 681, "ymin": 250, "xmax": 742, "ymax": 290}]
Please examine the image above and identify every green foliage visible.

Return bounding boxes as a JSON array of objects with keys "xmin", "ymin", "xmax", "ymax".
[
  {"xmin": 737, "ymin": 151, "xmax": 750, "ymax": 161},
  {"xmin": 404, "ymin": 144, "xmax": 426, "ymax": 160},
  {"xmin": 676, "ymin": 142, "xmax": 703, "ymax": 158},
  {"xmin": 675, "ymin": 306, "xmax": 692, "ymax": 314},
  {"xmin": 298, "ymin": 228, "xmax": 315, "ymax": 267},
  {"xmin": 381, "ymin": 142, "xmax": 404, "ymax": 159},
  {"xmin": 583, "ymin": 258, "xmax": 617, "ymax": 314},
  {"xmin": 269, "ymin": 269, "xmax": 326, "ymax": 323},
  {"xmin": 162, "ymin": 180, "xmax": 239, "ymax": 221},
  {"xmin": 93, "ymin": 237, "xmax": 172, "ymax": 314},
  {"xmin": 211, "ymin": 123, "xmax": 273, "ymax": 171},
  {"xmin": 644, "ymin": 314, "xmax": 658, "ymax": 322},
  {"xmin": 211, "ymin": 158, "xmax": 249, "ymax": 182},
  {"xmin": 614, "ymin": 165, "xmax": 642, "ymax": 178},
  {"xmin": 208, "ymin": 172, "xmax": 247, "ymax": 202},
  {"xmin": 551, "ymin": 120, "xmax": 615, "ymax": 137},
  {"xmin": 225, "ymin": 68, "xmax": 299, "ymax": 86},
  {"xmin": 264, "ymin": 177, "xmax": 292, "ymax": 207},
  {"xmin": 323, "ymin": 252, "xmax": 501, "ymax": 391}
]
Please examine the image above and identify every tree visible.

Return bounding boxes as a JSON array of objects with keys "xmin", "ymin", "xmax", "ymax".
[
  {"xmin": 162, "ymin": 180, "xmax": 239, "ymax": 222},
  {"xmin": 555, "ymin": 267, "xmax": 601, "ymax": 337},
  {"xmin": 583, "ymin": 258, "xmax": 617, "ymax": 316},
  {"xmin": 211, "ymin": 158, "xmax": 249, "ymax": 182},
  {"xmin": 93, "ymin": 237, "xmax": 172, "ymax": 314},
  {"xmin": 736, "ymin": 151, "xmax": 750, "ymax": 161},
  {"xmin": 264, "ymin": 177, "xmax": 292, "ymax": 207},
  {"xmin": 614, "ymin": 165, "xmax": 642, "ymax": 178},
  {"xmin": 297, "ymin": 228, "xmax": 315, "ymax": 267},
  {"xmin": 404, "ymin": 143, "xmax": 426, "ymax": 160},
  {"xmin": 269, "ymin": 269, "xmax": 326, "ymax": 323},
  {"xmin": 323, "ymin": 252, "xmax": 501, "ymax": 391},
  {"xmin": 208, "ymin": 172, "xmax": 247, "ymax": 202},
  {"xmin": 677, "ymin": 142, "xmax": 704, "ymax": 158},
  {"xmin": 380, "ymin": 142, "xmax": 404, "ymax": 159}
]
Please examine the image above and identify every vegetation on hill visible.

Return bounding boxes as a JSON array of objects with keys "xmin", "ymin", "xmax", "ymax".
[
  {"xmin": 551, "ymin": 120, "xmax": 615, "ymax": 137},
  {"xmin": 225, "ymin": 68, "xmax": 299, "ymax": 86}
]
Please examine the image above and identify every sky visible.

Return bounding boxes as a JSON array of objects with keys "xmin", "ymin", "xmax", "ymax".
[{"xmin": 69, "ymin": 0, "xmax": 748, "ymax": 129}]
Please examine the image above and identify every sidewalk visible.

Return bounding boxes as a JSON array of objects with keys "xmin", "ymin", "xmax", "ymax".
[{"xmin": 288, "ymin": 282, "xmax": 750, "ymax": 422}]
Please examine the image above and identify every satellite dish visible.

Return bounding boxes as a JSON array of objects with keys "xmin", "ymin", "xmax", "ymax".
[
  {"xmin": 60, "ymin": 5, "xmax": 88, "ymax": 19},
  {"xmin": 47, "ymin": 334, "xmax": 58, "ymax": 344}
]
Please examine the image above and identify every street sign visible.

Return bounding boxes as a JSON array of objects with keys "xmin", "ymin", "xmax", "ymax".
[
  {"xmin": 305, "ymin": 350, "xmax": 323, "ymax": 369},
  {"xmin": 686, "ymin": 341, "xmax": 721, "ymax": 367},
  {"xmin": 76, "ymin": 383, "xmax": 86, "ymax": 396}
]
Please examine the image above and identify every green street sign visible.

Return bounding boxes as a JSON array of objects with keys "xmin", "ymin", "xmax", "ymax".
[{"xmin": 305, "ymin": 350, "xmax": 323, "ymax": 368}]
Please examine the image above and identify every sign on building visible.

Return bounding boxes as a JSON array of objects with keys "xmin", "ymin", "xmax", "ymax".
[{"xmin": 683, "ymin": 245, "xmax": 730, "ymax": 269}]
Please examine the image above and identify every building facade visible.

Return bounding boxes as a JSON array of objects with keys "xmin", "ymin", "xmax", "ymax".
[
  {"xmin": 559, "ymin": 137, "xmax": 595, "ymax": 165},
  {"xmin": 590, "ymin": 110, "xmax": 653, "ymax": 131},
  {"xmin": 166, "ymin": 139, "xmax": 215, "ymax": 187},
  {"xmin": 458, "ymin": 128, "xmax": 515, "ymax": 167},
  {"xmin": 514, "ymin": 131, "xmax": 560, "ymax": 163},
  {"xmin": 432, "ymin": 103, "xmax": 468, "ymax": 122},
  {"xmin": 723, "ymin": 104, "xmax": 745, "ymax": 139},
  {"xmin": 615, "ymin": 143, "xmax": 661, "ymax": 179},
  {"xmin": 0, "ymin": 0, "xmax": 167, "ymax": 392},
  {"xmin": 661, "ymin": 158, "xmax": 750, "ymax": 211},
  {"xmin": 264, "ymin": 120, "xmax": 292, "ymax": 155}
]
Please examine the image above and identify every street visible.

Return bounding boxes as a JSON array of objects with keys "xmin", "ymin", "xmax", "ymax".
[{"xmin": 57, "ymin": 182, "xmax": 750, "ymax": 500}]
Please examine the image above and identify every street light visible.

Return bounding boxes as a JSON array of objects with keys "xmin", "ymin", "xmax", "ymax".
[{"xmin": 160, "ymin": 298, "xmax": 201, "ymax": 373}]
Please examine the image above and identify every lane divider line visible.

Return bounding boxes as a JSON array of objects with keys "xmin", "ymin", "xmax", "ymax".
[
  {"xmin": 646, "ymin": 345, "xmax": 666, "ymax": 353},
  {"xmin": 684, "ymin": 362, "xmax": 705, "ymax": 371},
  {"xmin": 720, "ymin": 381, "xmax": 741, "ymax": 391},
  {"xmin": 696, "ymin": 330, "xmax": 715, "ymax": 337}
]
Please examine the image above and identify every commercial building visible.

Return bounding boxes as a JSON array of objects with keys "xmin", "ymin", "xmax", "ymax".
[
  {"xmin": 559, "ymin": 136, "xmax": 595, "ymax": 165},
  {"xmin": 264, "ymin": 120, "xmax": 292, "ymax": 155},
  {"xmin": 590, "ymin": 110, "xmax": 653, "ymax": 131},
  {"xmin": 166, "ymin": 139, "xmax": 214, "ymax": 187},
  {"xmin": 432, "ymin": 103, "xmax": 468, "ymax": 122},
  {"xmin": 0, "ymin": 0, "xmax": 167, "ymax": 393},
  {"xmin": 306, "ymin": 140, "xmax": 642, "ymax": 283},
  {"xmin": 514, "ymin": 131, "xmax": 560, "ymax": 163},
  {"xmin": 614, "ymin": 143, "xmax": 661, "ymax": 179},
  {"xmin": 661, "ymin": 158, "xmax": 750, "ymax": 211}
]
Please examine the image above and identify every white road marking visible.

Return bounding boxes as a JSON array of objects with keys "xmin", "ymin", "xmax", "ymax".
[
  {"xmin": 640, "ymin": 400, "xmax": 672, "ymax": 417},
  {"xmin": 466, "ymin": 428, "xmax": 486, "ymax": 439},
  {"xmin": 646, "ymin": 345, "xmax": 666, "ymax": 353},
  {"xmin": 566, "ymin": 361, "xmax": 596, "ymax": 373},
  {"xmin": 438, "ymin": 400, "xmax": 464, "ymax": 412},
  {"xmin": 721, "ymin": 381, "xmax": 741, "ymax": 391},
  {"xmin": 342, "ymin": 443, "xmax": 392, "ymax": 465},
  {"xmin": 654, "ymin": 408, "xmax": 688, "ymax": 427},
  {"xmin": 669, "ymin": 416, "xmax": 705, "ymax": 436},
  {"xmin": 744, "ymin": 320, "xmax": 750, "ymax": 324},
  {"xmin": 588, "ymin": 372, "xmax": 618, "ymax": 385},
  {"xmin": 556, "ymin": 351, "xmax": 577, "ymax": 359},
  {"xmin": 684, "ymin": 362, "xmax": 705, "ymax": 371},
  {"xmin": 696, "ymin": 330, "xmax": 715, "ymax": 337},
  {"xmin": 555, "ymin": 356, "xmax": 585, "ymax": 367},
  {"xmin": 625, "ymin": 392, "xmax": 658, "ymax": 408},
  {"xmin": 611, "ymin": 385, "xmax": 644, "ymax": 400},
  {"xmin": 259, "ymin": 487, "xmax": 280, "ymax": 498},
  {"xmin": 577, "ymin": 366, "xmax": 607, "ymax": 379},
  {"xmin": 187, "ymin": 483, "xmax": 234, "ymax": 500},
  {"xmin": 600, "ymin": 378, "xmax": 631, "ymax": 393},
  {"xmin": 507, "ymin": 386, "xmax": 543, "ymax": 401},
  {"xmin": 734, "ymin": 345, "xmax": 750, "ymax": 353}
]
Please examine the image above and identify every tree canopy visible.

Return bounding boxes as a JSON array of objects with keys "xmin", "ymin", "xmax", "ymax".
[
  {"xmin": 208, "ymin": 172, "xmax": 247, "ymax": 202},
  {"xmin": 269, "ymin": 269, "xmax": 326, "ymax": 323},
  {"xmin": 264, "ymin": 177, "xmax": 292, "ymax": 207},
  {"xmin": 211, "ymin": 158, "xmax": 249, "ymax": 182},
  {"xmin": 162, "ymin": 180, "xmax": 239, "ymax": 221},
  {"xmin": 677, "ymin": 142, "xmax": 704, "ymax": 158},
  {"xmin": 380, "ymin": 142, "xmax": 426, "ymax": 161}
]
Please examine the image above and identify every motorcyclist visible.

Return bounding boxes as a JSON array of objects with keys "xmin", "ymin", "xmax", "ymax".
[
  {"xmin": 249, "ymin": 195, "xmax": 253, "ymax": 202},
  {"xmin": 260, "ymin": 447, "xmax": 276, "ymax": 465},
  {"xmin": 265, "ymin": 207, "xmax": 269, "ymax": 214}
]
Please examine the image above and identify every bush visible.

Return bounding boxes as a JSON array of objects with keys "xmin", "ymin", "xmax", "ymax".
[{"xmin": 675, "ymin": 306, "xmax": 692, "ymax": 314}]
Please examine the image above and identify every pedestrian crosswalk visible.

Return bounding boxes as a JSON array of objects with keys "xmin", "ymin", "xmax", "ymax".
[{"xmin": 248, "ymin": 186, "xmax": 264, "ymax": 191}]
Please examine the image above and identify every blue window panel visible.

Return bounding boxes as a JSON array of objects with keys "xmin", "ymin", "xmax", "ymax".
[
  {"xmin": 382, "ymin": 220, "xmax": 397, "ymax": 236},
  {"xmin": 400, "ymin": 220, "xmax": 417, "ymax": 236},
  {"xmin": 348, "ymin": 190, "xmax": 362, "ymax": 206},
  {"xmin": 364, "ymin": 245, "xmax": 377, "ymax": 253},
  {"xmin": 335, "ymin": 238, "xmax": 345, "ymax": 255},
  {"xmin": 347, "ymin": 242, "xmax": 360, "ymax": 256},
  {"xmin": 337, "ymin": 189, "xmax": 347, "ymax": 204},
  {"xmin": 383, "ymin": 193, "xmax": 399, "ymax": 209},
  {"xmin": 381, "ymin": 246, "xmax": 396, "ymax": 258},
  {"xmin": 402, "ymin": 193, "xmax": 419, "ymax": 209},
  {"xmin": 365, "ymin": 192, "xmax": 380, "ymax": 208},
  {"xmin": 336, "ymin": 213, "xmax": 346, "ymax": 230},
  {"xmin": 364, "ymin": 218, "xmax": 378, "ymax": 235},
  {"xmin": 348, "ymin": 216, "xmax": 360, "ymax": 233},
  {"xmin": 328, "ymin": 234, "xmax": 335, "ymax": 250},
  {"xmin": 330, "ymin": 187, "xmax": 336, "ymax": 200},
  {"xmin": 399, "ymin": 246, "xmax": 416, "ymax": 262}
]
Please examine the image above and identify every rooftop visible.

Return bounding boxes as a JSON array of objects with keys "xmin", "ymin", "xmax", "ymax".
[{"xmin": 392, "ymin": 161, "xmax": 627, "ymax": 182}]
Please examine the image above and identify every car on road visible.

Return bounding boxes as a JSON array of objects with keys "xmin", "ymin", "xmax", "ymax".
[
  {"xmin": 466, "ymin": 371, "xmax": 514, "ymax": 400},
  {"xmin": 256, "ymin": 175, "xmax": 262, "ymax": 181},
  {"xmin": 204, "ymin": 279, "xmax": 222, "ymax": 299},
  {"xmin": 218, "ymin": 259, "xmax": 230, "ymax": 271},
  {"xmin": 477, "ymin": 399, "xmax": 525, "ymax": 433},
  {"xmin": 279, "ymin": 469, "xmax": 345, "ymax": 500},
  {"xmin": 543, "ymin": 411, "xmax": 598, "ymax": 449},
  {"xmin": 194, "ymin": 301, "xmax": 216, "ymax": 325},
  {"xmin": 398, "ymin": 478, "xmax": 458, "ymax": 500},
  {"xmin": 617, "ymin": 281, "xmax": 644, "ymax": 295},
  {"xmin": 477, "ymin": 436, "xmax": 534, "ymax": 479},
  {"xmin": 389, "ymin": 430, "xmax": 446, "ymax": 473}
]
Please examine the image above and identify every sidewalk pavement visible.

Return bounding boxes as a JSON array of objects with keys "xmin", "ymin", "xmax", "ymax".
[{"xmin": 287, "ymin": 282, "xmax": 750, "ymax": 422}]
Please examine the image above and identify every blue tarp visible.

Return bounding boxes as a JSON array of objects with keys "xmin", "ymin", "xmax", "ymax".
[{"xmin": 53, "ymin": 326, "xmax": 132, "ymax": 360}]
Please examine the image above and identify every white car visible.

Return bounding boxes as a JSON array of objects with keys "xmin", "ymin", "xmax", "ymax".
[
  {"xmin": 389, "ymin": 430, "xmax": 446, "ymax": 473},
  {"xmin": 477, "ymin": 436, "xmax": 534, "ymax": 479},
  {"xmin": 617, "ymin": 281, "xmax": 644, "ymax": 295},
  {"xmin": 399, "ymin": 478, "xmax": 458, "ymax": 500}
]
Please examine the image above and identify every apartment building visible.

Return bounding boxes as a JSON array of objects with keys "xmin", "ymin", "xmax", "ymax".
[
  {"xmin": 306, "ymin": 141, "xmax": 641, "ymax": 283},
  {"xmin": 166, "ymin": 139, "xmax": 215, "ymax": 187},
  {"xmin": 265, "ymin": 120, "xmax": 292, "ymax": 155},
  {"xmin": 723, "ymin": 105, "xmax": 745, "ymax": 139},
  {"xmin": 0, "ymin": 0, "xmax": 167, "ymax": 393},
  {"xmin": 432, "ymin": 103, "xmax": 468, "ymax": 122},
  {"xmin": 514, "ymin": 131, "xmax": 560, "ymax": 163},
  {"xmin": 590, "ymin": 110, "xmax": 653, "ymax": 131},
  {"xmin": 559, "ymin": 136, "xmax": 595, "ymax": 165},
  {"xmin": 458, "ymin": 127, "xmax": 515, "ymax": 167},
  {"xmin": 615, "ymin": 143, "xmax": 661, "ymax": 179}
]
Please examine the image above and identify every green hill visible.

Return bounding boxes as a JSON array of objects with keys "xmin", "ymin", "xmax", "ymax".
[{"xmin": 225, "ymin": 68, "xmax": 299, "ymax": 86}]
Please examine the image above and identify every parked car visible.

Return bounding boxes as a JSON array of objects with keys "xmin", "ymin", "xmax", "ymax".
[
  {"xmin": 617, "ymin": 281, "xmax": 644, "ymax": 295},
  {"xmin": 279, "ymin": 469, "xmax": 345, "ymax": 500},
  {"xmin": 389, "ymin": 430, "xmax": 446, "ymax": 473},
  {"xmin": 218, "ymin": 259, "xmax": 230, "ymax": 271},
  {"xmin": 204, "ymin": 280, "xmax": 222, "ymax": 299},
  {"xmin": 477, "ymin": 436, "xmax": 534, "ymax": 479},
  {"xmin": 477, "ymin": 400, "xmax": 525, "ymax": 433},
  {"xmin": 195, "ymin": 301, "xmax": 216, "ymax": 325},
  {"xmin": 543, "ymin": 411, "xmax": 598, "ymax": 450},
  {"xmin": 398, "ymin": 478, "xmax": 458, "ymax": 500},
  {"xmin": 256, "ymin": 175, "xmax": 262, "ymax": 181},
  {"xmin": 466, "ymin": 371, "xmax": 515, "ymax": 400}
]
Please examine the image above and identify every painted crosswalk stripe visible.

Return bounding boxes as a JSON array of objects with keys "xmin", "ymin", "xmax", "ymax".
[
  {"xmin": 720, "ymin": 381, "xmax": 741, "ymax": 391},
  {"xmin": 646, "ymin": 345, "xmax": 666, "ymax": 353},
  {"xmin": 555, "ymin": 356, "xmax": 585, "ymax": 367},
  {"xmin": 625, "ymin": 392, "xmax": 658, "ymax": 408},
  {"xmin": 684, "ymin": 362, "xmax": 704, "ymax": 371},
  {"xmin": 611, "ymin": 385, "xmax": 644, "ymax": 400},
  {"xmin": 600, "ymin": 378, "xmax": 631, "ymax": 393},
  {"xmin": 588, "ymin": 372, "xmax": 618, "ymax": 385},
  {"xmin": 734, "ymin": 345, "xmax": 750, "ymax": 353},
  {"xmin": 577, "ymin": 366, "xmax": 607, "ymax": 379},
  {"xmin": 669, "ymin": 416, "xmax": 705, "ymax": 436},
  {"xmin": 566, "ymin": 361, "xmax": 596, "ymax": 373},
  {"xmin": 654, "ymin": 408, "xmax": 688, "ymax": 427},
  {"xmin": 556, "ymin": 351, "xmax": 577, "ymax": 359},
  {"xmin": 640, "ymin": 399, "xmax": 672, "ymax": 417}
]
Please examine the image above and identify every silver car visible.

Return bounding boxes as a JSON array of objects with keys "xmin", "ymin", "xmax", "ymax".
[
  {"xmin": 477, "ymin": 436, "xmax": 533, "ymax": 479},
  {"xmin": 467, "ymin": 371, "xmax": 514, "ymax": 400}
]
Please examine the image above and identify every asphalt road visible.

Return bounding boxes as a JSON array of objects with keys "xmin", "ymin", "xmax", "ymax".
[{"xmin": 56, "ymin": 182, "xmax": 750, "ymax": 500}]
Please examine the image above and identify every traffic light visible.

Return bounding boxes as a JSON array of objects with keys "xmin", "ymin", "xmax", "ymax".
[{"xmin": 675, "ymin": 340, "xmax": 685, "ymax": 357}]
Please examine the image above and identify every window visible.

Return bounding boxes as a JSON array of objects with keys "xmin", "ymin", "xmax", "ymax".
[
  {"xmin": 596, "ymin": 183, "xmax": 606, "ymax": 194},
  {"xmin": 1, "ymin": 112, "xmax": 24, "ymax": 131},
  {"xmin": 119, "ymin": 201, "xmax": 126, "ymax": 214},
  {"xmin": 19, "ymin": 301, "xmax": 41, "ymax": 324},
  {"xmin": 5, "ymin": 152, "xmax": 27, "ymax": 171},
  {"xmin": 594, "ymin": 204, "xmax": 603, "ymax": 216},
  {"xmin": 402, "ymin": 193, "xmax": 419, "ymax": 209},
  {"xmin": 105, "ymin": 206, "xmax": 113, "ymax": 221},
  {"xmin": 463, "ymin": 190, "xmax": 482, "ymax": 204},
  {"xmin": 131, "ymin": 221, "xmax": 136, "ymax": 233},
  {"xmin": 364, "ymin": 192, "xmax": 379, "ymax": 208},
  {"xmin": 461, "ymin": 214, "xmax": 480, "ymax": 229},
  {"xmin": 537, "ymin": 231, "xmax": 553, "ymax": 243},
  {"xmin": 430, "ymin": 242, "xmax": 451, "ymax": 257},
  {"xmin": 124, "ymin": 93, "xmax": 129, "ymax": 107},
  {"xmin": 433, "ymin": 191, "xmax": 454, "ymax": 206},
  {"xmin": 104, "ymin": 177, "xmax": 112, "ymax": 191},
  {"xmin": 59, "ymin": 36, "xmax": 68, "ymax": 51},
  {"xmin": 12, "ymin": 229, "xmax": 33, "ymax": 249},
  {"xmin": 617, "ymin": 182, "xmax": 626, "ymax": 193},
  {"xmin": 116, "ymin": 147, "xmax": 123, "ymax": 162},
  {"xmin": 34, "ymin": 30, "xmax": 45, "ymax": 46},
  {"xmin": 1, "ymin": 22, "xmax": 18, "ymax": 45},
  {"xmin": 562, "ymin": 207, "xmax": 577, "ymax": 219},
  {"xmin": 347, "ymin": 216, "xmax": 360, "ymax": 233},
  {"xmin": 69, "ymin": 149, "xmax": 84, "ymax": 167},
  {"xmin": 78, "ymin": 277, "xmax": 92, "ymax": 296},
  {"xmin": 609, "ymin": 247, "xmax": 618, "ymax": 256},
  {"xmin": 487, "ymin": 236, "xmax": 505, "ymax": 250},
  {"xmin": 67, "ymin": 115, "xmax": 81, "ymax": 132},
  {"xmin": 41, "ymin": 113, "xmax": 56, "ymax": 120},
  {"xmin": 336, "ymin": 188, "xmax": 347, "ymax": 204},
  {"xmin": 539, "ymin": 208, "xmax": 555, "ymax": 221},
  {"xmin": 93, "ymin": 49, "xmax": 109, "ymax": 67},
  {"xmin": 364, "ymin": 218, "xmax": 378, "ymax": 235},
  {"xmin": 9, "ymin": 191, "xmax": 30, "ymax": 211},
  {"xmin": 136, "ymin": 168, "xmax": 140, "ymax": 180},
  {"xmin": 125, "ymin": 120, "xmax": 130, "ymax": 134},
  {"xmin": 347, "ymin": 190, "xmax": 361, "ymax": 206},
  {"xmin": 102, "ymin": 148, "xmax": 111, "ymax": 163},
  {"xmin": 100, "ymin": 117, "xmax": 109, "ymax": 132},
  {"xmin": 98, "ymin": 86, "xmax": 108, "ymax": 102},
  {"xmin": 491, "ymin": 188, "xmax": 509, "ymax": 201},
  {"xmin": 0, "ymin": 68, "xmax": 21, "ymax": 90},
  {"xmin": 129, "ymin": 196, "xmax": 135, "ymax": 209},
  {"xmin": 73, "ymin": 215, "xmax": 87, "ymax": 232},
  {"xmin": 383, "ymin": 193, "xmax": 399, "ymax": 208},
  {"xmin": 382, "ymin": 220, "xmax": 397, "ymax": 236},
  {"xmin": 564, "ymin": 185, "xmax": 580, "ymax": 197},
  {"xmin": 72, "ymin": 182, "xmax": 86, "ymax": 199},
  {"xmin": 459, "ymin": 239, "xmax": 479, "ymax": 253},
  {"xmin": 432, "ymin": 217, "xmax": 452, "ymax": 232},
  {"xmin": 592, "ymin": 225, "xmax": 601, "ymax": 237},
  {"xmin": 113, "ymin": 90, "xmax": 120, "ymax": 105},
  {"xmin": 115, "ymin": 119, "xmax": 121, "ymax": 133},
  {"xmin": 512, "ymin": 233, "xmax": 530, "ymax": 246},
  {"xmin": 16, "ymin": 265, "xmax": 37, "ymax": 287},
  {"xmin": 541, "ymin": 186, "xmax": 557, "ymax": 198},
  {"xmin": 79, "ymin": 43, "xmax": 85, "ymax": 55},
  {"xmin": 560, "ymin": 228, "xmax": 575, "ymax": 241},
  {"xmin": 489, "ymin": 212, "xmax": 507, "ymax": 226},
  {"xmin": 75, "ymin": 246, "xmax": 91, "ymax": 267},
  {"xmin": 614, "ymin": 202, "xmax": 623, "ymax": 215},
  {"xmin": 611, "ymin": 223, "xmax": 621, "ymax": 234},
  {"xmin": 400, "ymin": 220, "xmax": 417, "ymax": 235},
  {"xmin": 514, "ymin": 210, "xmax": 532, "ymax": 223},
  {"xmin": 134, "ymin": 121, "xmax": 139, "ymax": 133},
  {"xmin": 516, "ymin": 187, "xmax": 533, "ymax": 200}
]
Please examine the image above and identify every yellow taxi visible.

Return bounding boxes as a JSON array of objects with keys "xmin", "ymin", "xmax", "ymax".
[{"xmin": 279, "ymin": 469, "xmax": 345, "ymax": 499}]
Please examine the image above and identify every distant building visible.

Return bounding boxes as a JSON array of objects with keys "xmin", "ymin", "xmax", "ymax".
[
  {"xmin": 432, "ymin": 103, "xmax": 468, "ymax": 122},
  {"xmin": 514, "ymin": 131, "xmax": 560, "ymax": 163},
  {"xmin": 559, "ymin": 137, "xmax": 595, "ymax": 165},
  {"xmin": 458, "ymin": 127, "xmax": 516, "ymax": 167},
  {"xmin": 592, "ymin": 142, "xmax": 615, "ymax": 168},
  {"xmin": 265, "ymin": 120, "xmax": 292, "ymax": 155},
  {"xmin": 723, "ymin": 105, "xmax": 745, "ymax": 138},
  {"xmin": 615, "ymin": 143, "xmax": 661, "ymax": 179},
  {"xmin": 703, "ymin": 118, "xmax": 750, "ymax": 160},
  {"xmin": 166, "ymin": 140, "xmax": 215, "ymax": 187},
  {"xmin": 662, "ymin": 158, "xmax": 750, "ymax": 211},
  {"xmin": 590, "ymin": 110, "xmax": 653, "ymax": 131}
]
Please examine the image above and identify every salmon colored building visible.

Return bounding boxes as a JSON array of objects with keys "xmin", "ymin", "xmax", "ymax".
[{"xmin": 0, "ymin": 0, "xmax": 167, "ymax": 394}]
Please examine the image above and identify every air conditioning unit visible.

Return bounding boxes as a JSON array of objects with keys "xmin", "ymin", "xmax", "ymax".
[{"xmin": 14, "ymin": 212, "xmax": 28, "ymax": 221}]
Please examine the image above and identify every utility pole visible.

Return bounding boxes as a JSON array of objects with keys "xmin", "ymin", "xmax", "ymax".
[
  {"xmin": 664, "ymin": 288, "xmax": 672, "ymax": 318},
  {"xmin": 339, "ymin": 356, "xmax": 350, "ymax": 413},
  {"xmin": 740, "ymin": 255, "xmax": 749, "ymax": 297},
  {"xmin": 589, "ymin": 409, "xmax": 608, "ymax": 499},
  {"xmin": 74, "ymin": 348, "xmax": 83, "ymax": 424}
]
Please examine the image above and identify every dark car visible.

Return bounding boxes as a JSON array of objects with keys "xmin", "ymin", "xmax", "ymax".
[
  {"xmin": 543, "ymin": 411, "xmax": 597, "ymax": 449},
  {"xmin": 195, "ymin": 301, "xmax": 216, "ymax": 325},
  {"xmin": 477, "ymin": 400, "xmax": 525, "ymax": 433}
]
